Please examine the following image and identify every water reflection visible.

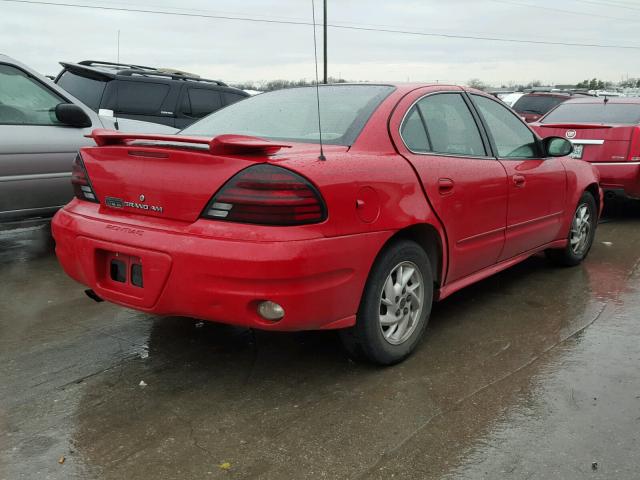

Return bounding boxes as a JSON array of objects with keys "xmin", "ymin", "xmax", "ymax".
[{"xmin": 68, "ymin": 249, "xmax": 616, "ymax": 479}]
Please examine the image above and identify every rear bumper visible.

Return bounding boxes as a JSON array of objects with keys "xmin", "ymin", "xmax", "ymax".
[
  {"xmin": 52, "ymin": 206, "xmax": 392, "ymax": 331},
  {"xmin": 592, "ymin": 162, "xmax": 640, "ymax": 199}
]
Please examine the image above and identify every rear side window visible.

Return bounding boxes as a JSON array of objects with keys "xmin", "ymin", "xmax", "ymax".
[
  {"xmin": 512, "ymin": 95, "xmax": 566, "ymax": 115},
  {"xmin": 223, "ymin": 92, "xmax": 245, "ymax": 106},
  {"xmin": 400, "ymin": 106, "xmax": 430, "ymax": 152},
  {"xmin": 414, "ymin": 93, "xmax": 486, "ymax": 156},
  {"xmin": 0, "ymin": 64, "xmax": 64, "ymax": 126},
  {"xmin": 185, "ymin": 89, "xmax": 223, "ymax": 118},
  {"xmin": 114, "ymin": 80, "xmax": 169, "ymax": 115},
  {"xmin": 542, "ymin": 103, "xmax": 640, "ymax": 124},
  {"xmin": 57, "ymin": 70, "xmax": 106, "ymax": 110},
  {"xmin": 472, "ymin": 95, "xmax": 538, "ymax": 158}
]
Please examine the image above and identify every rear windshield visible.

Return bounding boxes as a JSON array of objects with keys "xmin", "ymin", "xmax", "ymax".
[
  {"xmin": 180, "ymin": 85, "xmax": 395, "ymax": 146},
  {"xmin": 56, "ymin": 70, "xmax": 107, "ymax": 110},
  {"xmin": 512, "ymin": 95, "xmax": 566, "ymax": 115},
  {"xmin": 542, "ymin": 102, "xmax": 640, "ymax": 124}
]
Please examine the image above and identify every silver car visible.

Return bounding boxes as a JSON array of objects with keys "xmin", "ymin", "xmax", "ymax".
[{"xmin": 0, "ymin": 54, "xmax": 176, "ymax": 222}]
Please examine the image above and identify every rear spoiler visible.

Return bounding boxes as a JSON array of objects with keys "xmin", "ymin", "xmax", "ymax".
[
  {"xmin": 86, "ymin": 129, "xmax": 291, "ymax": 155},
  {"xmin": 536, "ymin": 123, "xmax": 613, "ymax": 129}
]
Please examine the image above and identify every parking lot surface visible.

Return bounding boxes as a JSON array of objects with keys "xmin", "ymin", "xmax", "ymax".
[{"xmin": 1, "ymin": 207, "xmax": 639, "ymax": 480}]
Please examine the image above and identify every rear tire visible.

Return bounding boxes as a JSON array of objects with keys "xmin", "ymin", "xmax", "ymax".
[
  {"xmin": 339, "ymin": 240, "xmax": 433, "ymax": 365},
  {"xmin": 546, "ymin": 192, "xmax": 597, "ymax": 266}
]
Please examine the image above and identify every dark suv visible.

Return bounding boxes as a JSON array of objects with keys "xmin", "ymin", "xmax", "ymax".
[
  {"xmin": 512, "ymin": 91, "xmax": 593, "ymax": 123},
  {"xmin": 55, "ymin": 60, "xmax": 249, "ymax": 128}
]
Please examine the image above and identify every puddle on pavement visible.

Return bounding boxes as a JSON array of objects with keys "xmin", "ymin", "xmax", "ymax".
[{"xmin": 1, "ymin": 205, "xmax": 640, "ymax": 479}]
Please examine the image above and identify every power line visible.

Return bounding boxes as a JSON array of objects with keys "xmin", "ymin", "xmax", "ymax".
[
  {"xmin": 3, "ymin": 0, "xmax": 640, "ymax": 50},
  {"xmin": 577, "ymin": 0, "xmax": 640, "ymax": 11},
  {"xmin": 490, "ymin": 0, "xmax": 640, "ymax": 22}
]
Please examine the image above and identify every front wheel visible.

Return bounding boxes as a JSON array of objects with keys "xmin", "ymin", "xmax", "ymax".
[
  {"xmin": 339, "ymin": 240, "xmax": 433, "ymax": 365},
  {"xmin": 546, "ymin": 192, "xmax": 597, "ymax": 266}
]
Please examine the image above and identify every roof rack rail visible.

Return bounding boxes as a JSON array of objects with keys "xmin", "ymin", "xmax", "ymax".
[
  {"xmin": 78, "ymin": 60, "xmax": 158, "ymax": 71},
  {"xmin": 65, "ymin": 60, "xmax": 229, "ymax": 87},
  {"xmin": 116, "ymin": 69, "xmax": 227, "ymax": 86}
]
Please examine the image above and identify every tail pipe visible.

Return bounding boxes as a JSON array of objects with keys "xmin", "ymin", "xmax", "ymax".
[{"xmin": 85, "ymin": 289, "xmax": 104, "ymax": 303}]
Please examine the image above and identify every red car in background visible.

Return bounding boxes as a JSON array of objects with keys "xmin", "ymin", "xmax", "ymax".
[
  {"xmin": 532, "ymin": 97, "xmax": 640, "ymax": 201},
  {"xmin": 513, "ymin": 92, "xmax": 590, "ymax": 123},
  {"xmin": 52, "ymin": 84, "xmax": 601, "ymax": 365}
]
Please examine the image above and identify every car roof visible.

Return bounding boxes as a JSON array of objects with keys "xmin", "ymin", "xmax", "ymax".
[
  {"xmin": 521, "ymin": 91, "xmax": 593, "ymax": 98},
  {"xmin": 560, "ymin": 96, "xmax": 640, "ymax": 104},
  {"xmin": 58, "ymin": 60, "xmax": 236, "ymax": 89}
]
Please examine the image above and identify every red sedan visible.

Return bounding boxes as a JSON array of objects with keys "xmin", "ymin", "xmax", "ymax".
[
  {"xmin": 52, "ymin": 84, "xmax": 601, "ymax": 365},
  {"xmin": 532, "ymin": 97, "xmax": 640, "ymax": 201}
]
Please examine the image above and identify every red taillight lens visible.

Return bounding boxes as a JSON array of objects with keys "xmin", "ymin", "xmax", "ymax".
[
  {"xmin": 202, "ymin": 164, "xmax": 326, "ymax": 225},
  {"xmin": 71, "ymin": 153, "xmax": 99, "ymax": 203},
  {"xmin": 628, "ymin": 126, "xmax": 640, "ymax": 162}
]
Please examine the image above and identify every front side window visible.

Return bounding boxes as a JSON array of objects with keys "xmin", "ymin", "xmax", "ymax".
[
  {"xmin": 181, "ymin": 85, "xmax": 394, "ymax": 146},
  {"xmin": 415, "ymin": 93, "xmax": 486, "ymax": 156},
  {"xmin": 0, "ymin": 64, "xmax": 64, "ymax": 126},
  {"xmin": 472, "ymin": 94, "xmax": 538, "ymax": 158}
]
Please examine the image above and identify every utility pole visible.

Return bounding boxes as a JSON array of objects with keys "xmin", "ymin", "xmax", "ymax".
[{"xmin": 323, "ymin": 0, "xmax": 327, "ymax": 84}]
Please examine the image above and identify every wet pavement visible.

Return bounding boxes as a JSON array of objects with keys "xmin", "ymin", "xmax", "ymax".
[{"xmin": 1, "ymin": 207, "xmax": 639, "ymax": 479}]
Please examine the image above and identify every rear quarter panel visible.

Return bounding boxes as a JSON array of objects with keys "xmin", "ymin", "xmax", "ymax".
[
  {"xmin": 278, "ymin": 86, "xmax": 444, "ymax": 239},
  {"xmin": 276, "ymin": 86, "xmax": 447, "ymax": 279}
]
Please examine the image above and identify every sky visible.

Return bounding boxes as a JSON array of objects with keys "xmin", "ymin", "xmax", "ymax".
[{"xmin": 1, "ymin": 0, "xmax": 639, "ymax": 86}]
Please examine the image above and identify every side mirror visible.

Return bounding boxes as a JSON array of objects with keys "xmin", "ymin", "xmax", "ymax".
[
  {"xmin": 543, "ymin": 136, "xmax": 573, "ymax": 157},
  {"xmin": 55, "ymin": 103, "xmax": 92, "ymax": 128}
]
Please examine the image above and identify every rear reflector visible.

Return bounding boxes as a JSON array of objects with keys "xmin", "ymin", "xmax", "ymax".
[
  {"xmin": 202, "ymin": 164, "xmax": 326, "ymax": 225},
  {"xmin": 71, "ymin": 154, "xmax": 99, "ymax": 203}
]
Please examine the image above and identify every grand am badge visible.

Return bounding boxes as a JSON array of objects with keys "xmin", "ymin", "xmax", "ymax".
[{"xmin": 105, "ymin": 196, "xmax": 163, "ymax": 213}]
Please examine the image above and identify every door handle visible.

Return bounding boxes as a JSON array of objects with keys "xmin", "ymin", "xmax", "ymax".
[
  {"xmin": 438, "ymin": 178, "xmax": 454, "ymax": 195},
  {"xmin": 512, "ymin": 174, "xmax": 526, "ymax": 187}
]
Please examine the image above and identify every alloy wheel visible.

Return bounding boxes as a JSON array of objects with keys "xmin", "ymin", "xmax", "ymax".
[
  {"xmin": 570, "ymin": 203, "xmax": 592, "ymax": 256},
  {"xmin": 378, "ymin": 261, "xmax": 424, "ymax": 345}
]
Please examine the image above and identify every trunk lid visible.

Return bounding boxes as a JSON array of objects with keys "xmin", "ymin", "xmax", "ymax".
[
  {"xmin": 79, "ymin": 131, "xmax": 304, "ymax": 223},
  {"xmin": 532, "ymin": 123, "xmax": 639, "ymax": 163}
]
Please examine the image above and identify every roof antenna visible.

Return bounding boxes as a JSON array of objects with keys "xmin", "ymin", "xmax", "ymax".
[
  {"xmin": 113, "ymin": 29, "xmax": 120, "ymax": 130},
  {"xmin": 311, "ymin": 0, "xmax": 326, "ymax": 161}
]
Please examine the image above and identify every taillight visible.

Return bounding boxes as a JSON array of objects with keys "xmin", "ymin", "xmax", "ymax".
[
  {"xmin": 71, "ymin": 153, "xmax": 99, "ymax": 203},
  {"xmin": 628, "ymin": 126, "xmax": 640, "ymax": 162},
  {"xmin": 202, "ymin": 164, "xmax": 326, "ymax": 225}
]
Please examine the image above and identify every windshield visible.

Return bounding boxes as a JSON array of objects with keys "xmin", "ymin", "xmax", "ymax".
[
  {"xmin": 513, "ymin": 95, "xmax": 566, "ymax": 115},
  {"xmin": 180, "ymin": 84, "xmax": 395, "ymax": 146},
  {"xmin": 542, "ymin": 102, "xmax": 640, "ymax": 124}
]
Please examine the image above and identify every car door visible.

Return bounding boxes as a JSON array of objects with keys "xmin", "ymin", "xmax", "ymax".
[
  {"xmin": 393, "ymin": 88, "xmax": 508, "ymax": 283},
  {"xmin": 470, "ymin": 93, "xmax": 567, "ymax": 260},
  {"xmin": 0, "ymin": 62, "xmax": 93, "ymax": 221}
]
